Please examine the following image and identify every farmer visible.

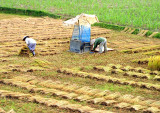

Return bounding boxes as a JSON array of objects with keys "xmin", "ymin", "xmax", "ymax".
[
  {"xmin": 90, "ymin": 37, "xmax": 107, "ymax": 53},
  {"xmin": 23, "ymin": 36, "xmax": 36, "ymax": 56}
]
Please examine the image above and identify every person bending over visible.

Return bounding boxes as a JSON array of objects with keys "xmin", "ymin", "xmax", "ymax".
[
  {"xmin": 90, "ymin": 37, "xmax": 107, "ymax": 53},
  {"xmin": 23, "ymin": 36, "xmax": 36, "ymax": 56}
]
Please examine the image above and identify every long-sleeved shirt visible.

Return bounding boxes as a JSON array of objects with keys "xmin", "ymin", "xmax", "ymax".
[
  {"xmin": 93, "ymin": 37, "xmax": 105, "ymax": 50},
  {"xmin": 25, "ymin": 38, "xmax": 36, "ymax": 45}
]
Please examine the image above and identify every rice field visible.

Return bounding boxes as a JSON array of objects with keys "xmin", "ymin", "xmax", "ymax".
[
  {"xmin": 1, "ymin": 0, "xmax": 160, "ymax": 31},
  {"xmin": 0, "ymin": 13, "xmax": 160, "ymax": 112},
  {"xmin": 0, "ymin": 0, "xmax": 160, "ymax": 112}
]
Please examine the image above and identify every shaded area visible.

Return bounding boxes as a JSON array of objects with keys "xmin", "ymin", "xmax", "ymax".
[{"xmin": 0, "ymin": 7, "xmax": 61, "ymax": 19}]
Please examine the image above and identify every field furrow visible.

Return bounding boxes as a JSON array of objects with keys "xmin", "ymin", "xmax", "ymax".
[
  {"xmin": 57, "ymin": 68, "xmax": 160, "ymax": 92},
  {"xmin": 1, "ymin": 75, "xmax": 160, "ymax": 113},
  {"xmin": 121, "ymin": 45, "xmax": 160, "ymax": 54},
  {"xmin": 93, "ymin": 64, "xmax": 160, "ymax": 81},
  {"xmin": 0, "ymin": 89, "xmax": 115, "ymax": 113}
]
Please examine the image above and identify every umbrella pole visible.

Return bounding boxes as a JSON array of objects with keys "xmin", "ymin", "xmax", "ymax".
[{"xmin": 78, "ymin": 20, "xmax": 81, "ymax": 41}]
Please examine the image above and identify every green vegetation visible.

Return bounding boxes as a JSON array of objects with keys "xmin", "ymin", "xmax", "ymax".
[
  {"xmin": 0, "ymin": 7, "xmax": 60, "ymax": 18},
  {"xmin": 131, "ymin": 28, "xmax": 140, "ymax": 35},
  {"xmin": 153, "ymin": 33, "xmax": 160, "ymax": 39},
  {"xmin": 93, "ymin": 23, "xmax": 125, "ymax": 31},
  {"xmin": 145, "ymin": 31, "xmax": 153, "ymax": 37},
  {"xmin": 1, "ymin": 0, "xmax": 160, "ymax": 31}
]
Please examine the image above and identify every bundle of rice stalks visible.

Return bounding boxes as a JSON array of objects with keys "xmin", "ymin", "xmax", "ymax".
[
  {"xmin": 114, "ymin": 102, "xmax": 131, "ymax": 109},
  {"xmin": 39, "ymin": 81, "xmax": 65, "ymax": 90},
  {"xmin": 129, "ymin": 96, "xmax": 145, "ymax": 104},
  {"xmin": 150, "ymin": 71, "xmax": 159, "ymax": 75},
  {"xmin": 108, "ymin": 64, "xmax": 122, "ymax": 69},
  {"xmin": 43, "ymin": 89, "xmax": 59, "ymax": 95},
  {"xmin": 118, "ymin": 94, "xmax": 134, "ymax": 103},
  {"xmin": 132, "ymin": 58, "xmax": 149, "ymax": 64},
  {"xmin": 28, "ymin": 95, "xmax": 43, "ymax": 103},
  {"xmin": 57, "ymin": 68, "xmax": 66, "ymax": 73},
  {"xmin": 77, "ymin": 71, "xmax": 88, "ymax": 78},
  {"xmin": 104, "ymin": 92, "xmax": 121, "ymax": 100},
  {"xmin": 19, "ymin": 45, "xmax": 30, "ymax": 57},
  {"xmin": 38, "ymin": 81, "xmax": 55, "ymax": 88},
  {"xmin": 94, "ymin": 90, "xmax": 111, "ymax": 97},
  {"xmin": 0, "ymin": 79, "xmax": 13, "ymax": 85},
  {"xmin": 128, "ymin": 81, "xmax": 140, "ymax": 87},
  {"xmin": 25, "ymin": 85, "xmax": 37, "ymax": 91},
  {"xmin": 52, "ymin": 100, "xmax": 69, "ymax": 107},
  {"xmin": 129, "ymin": 105, "xmax": 147, "ymax": 111},
  {"xmin": 52, "ymin": 84, "xmax": 66, "ymax": 90},
  {"xmin": 151, "ymin": 101, "xmax": 160, "ymax": 108},
  {"xmin": 13, "ymin": 75, "xmax": 36, "ymax": 82},
  {"xmin": 112, "ymin": 64, "xmax": 122, "ymax": 69},
  {"xmin": 143, "ymin": 50, "xmax": 160, "ymax": 56},
  {"xmin": 90, "ymin": 73, "xmax": 108, "ymax": 81},
  {"xmin": 86, "ymin": 89, "xmax": 101, "ymax": 96},
  {"xmin": 143, "ymin": 107, "xmax": 160, "ymax": 113},
  {"xmin": 62, "ymin": 85, "xmax": 80, "ymax": 92},
  {"xmin": 123, "ymin": 72, "xmax": 150, "ymax": 79},
  {"xmin": 89, "ymin": 110, "xmax": 114, "ymax": 113},
  {"xmin": 30, "ymin": 87, "xmax": 46, "ymax": 93},
  {"xmin": 54, "ymin": 91, "xmax": 69, "ymax": 97},
  {"xmin": 46, "ymin": 99, "xmax": 59, "ymax": 107},
  {"xmin": 111, "ymin": 69, "xmax": 123, "ymax": 74},
  {"xmin": 28, "ymin": 80, "xmax": 39, "ymax": 85},
  {"xmin": 121, "ymin": 45, "xmax": 160, "ymax": 54},
  {"xmin": 62, "ymin": 104, "xmax": 82, "ymax": 112},
  {"xmin": 93, "ymin": 66, "xmax": 112, "ymax": 72},
  {"xmin": 121, "ymin": 66, "xmax": 133, "ymax": 71},
  {"xmin": 61, "ymin": 93, "xmax": 78, "ymax": 99},
  {"xmin": 88, "ymin": 98, "xmax": 106, "ymax": 104},
  {"xmin": 148, "ymin": 56, "xmax": 160, "ymax": 71},
  {"xmin": 103, "ymin": 66, "xmax": 113, "ymax": 72},
  {"xmin": 134, "ymin": 67, "xmax": 150, "ymax": 73},
  {"xmin": 141, "ymin": 99, "xmax": 155, "ymax": 106},
  {"xmin": 74, "ymin": 95, "xmax": 92, "ymax": 101},
  {"xmin": 32, "ymin": 59, "xmax": 51, "ymax": 68},
  {"xmin": 78, "ymin": 106, "xmax": 95, "ymax": 113},
  {"xmin": 153, "ymin": 75, "xmax": 160, "ymax": 81},
  {"xmin": 29, "ymin": 66, "xmax": 45, "ymax": 71},
  {"xmin": 75, "ymin": 86, "xmax": 92, "ymax": 94},
  {"xmin": 100, "ymin": 100, "xmax": 118, "ymax": 106},
  {"xmin": 140, "ymin": 83, "xmax": 159, "ymax": 90}
]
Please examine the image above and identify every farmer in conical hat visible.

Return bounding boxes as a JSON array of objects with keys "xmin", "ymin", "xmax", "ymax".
[
  {"xmin": 23, "ymin": 36, "xmax": 36, "ymax": 56},
  {"xmin": 90, "ymin": 37, "xmax": 107, "ymax": 53}
]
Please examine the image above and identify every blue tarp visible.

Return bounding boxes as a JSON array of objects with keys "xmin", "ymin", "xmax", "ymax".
[{"xmin": 72, "ymin": 25, "xmax": 90, "ymax": 42}]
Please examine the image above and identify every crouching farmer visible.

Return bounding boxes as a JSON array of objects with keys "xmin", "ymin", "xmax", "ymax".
[
  {"xmin": 90, "ymin": 37, "xmax": 107, "ymax": 53},
  {"xmin": 23, "ymin": 36, "xmax": 36, "ymax": 56}
]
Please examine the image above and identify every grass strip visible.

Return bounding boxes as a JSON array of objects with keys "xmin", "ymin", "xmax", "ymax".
[
  {"xmin": 0, "ymin": 7, "xmax": 60, "ymax": 19},
  {"xmin": 153, "ymin": 33, "xmax": 160, "ymax": 39},
  {"xmin": 93, "ymin": 22, "xmax": 125, "ymax": 31}
]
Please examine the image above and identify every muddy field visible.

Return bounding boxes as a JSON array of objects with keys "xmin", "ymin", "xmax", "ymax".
[{"xmin": 0, "ymin": 15, "xmax": 160, "ymax": 113}]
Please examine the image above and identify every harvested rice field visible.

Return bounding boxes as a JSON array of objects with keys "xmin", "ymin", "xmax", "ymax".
[{"xmin": 0, "ymin": 14, "xmax": 160, "ymax": 113}]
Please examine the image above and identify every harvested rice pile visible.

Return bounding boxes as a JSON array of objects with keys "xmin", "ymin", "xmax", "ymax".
[{"xmin": 19, "ymin": 46, "xmax": 30, "ymax": 57}]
